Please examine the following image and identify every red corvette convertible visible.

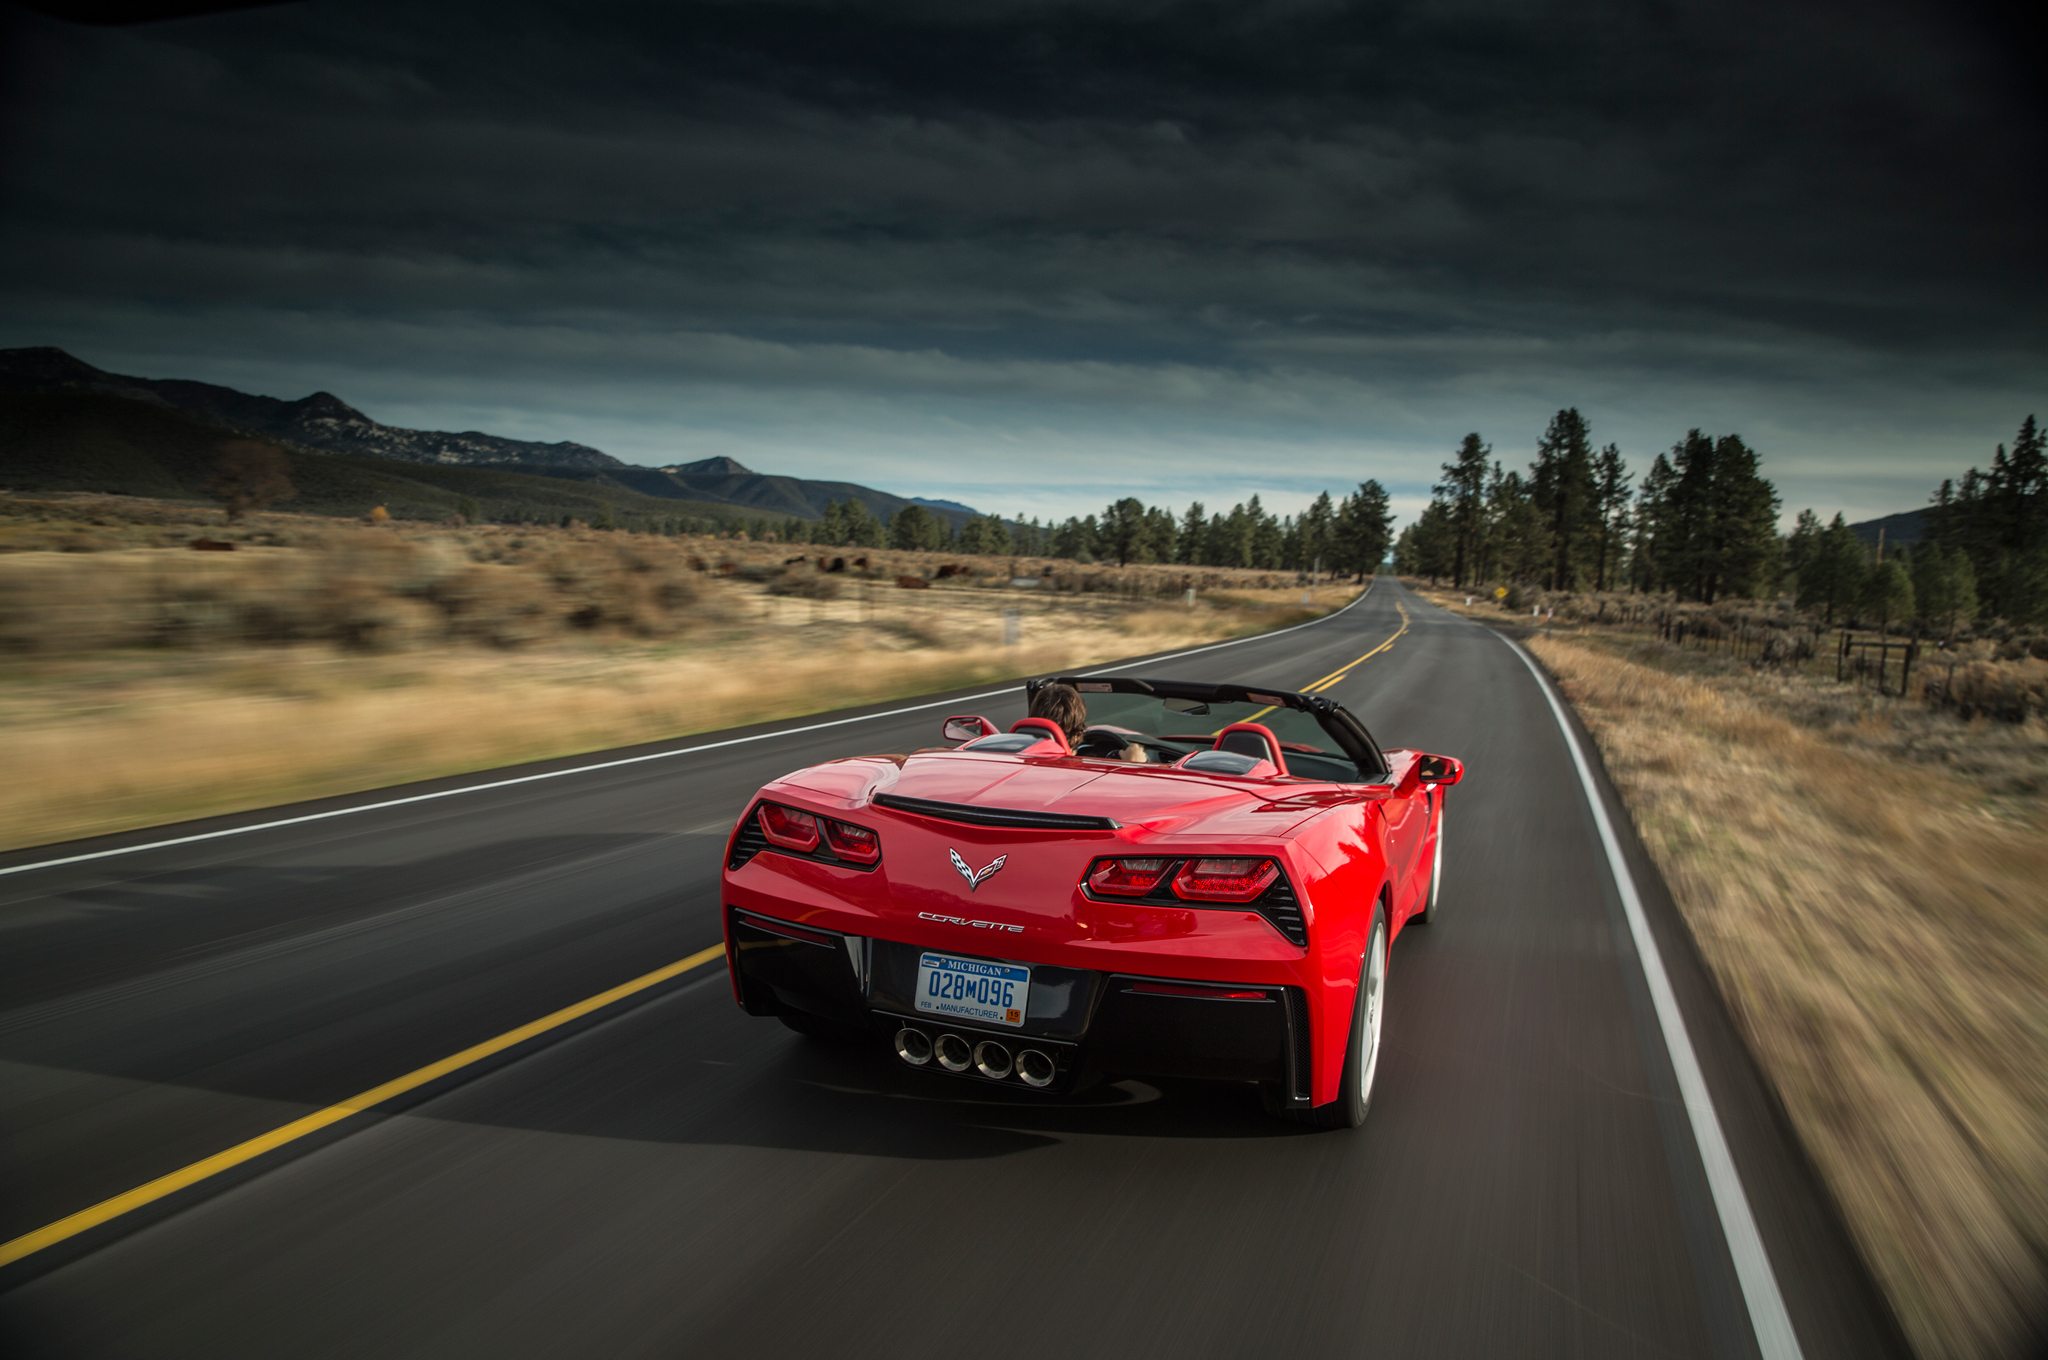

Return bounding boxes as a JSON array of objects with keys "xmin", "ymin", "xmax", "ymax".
[{"xmin": 720, "ymin": 675, "xmax": 1462, "ymax": 1127}]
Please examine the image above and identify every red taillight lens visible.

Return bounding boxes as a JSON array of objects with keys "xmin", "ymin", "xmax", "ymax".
[
  {"xmin": 822, "ymin": 818, "xmax": 880, "ymax": 865},
  {"xmin": 1172, "ymin": 857, "xmax": 1278, "ymax": 903},
  {"xmin": 758, "ymin": 802, "xmax": 822, "ymax": 852},
  {"xmin": 1086, "ymin": 857, "xmax": 1172, "ymax": 897}
]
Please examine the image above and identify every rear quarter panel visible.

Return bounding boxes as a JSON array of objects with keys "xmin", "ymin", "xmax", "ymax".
[{"xmin": 1289, "ymin": 798, "xmax": 1399, "ymax": 1103}]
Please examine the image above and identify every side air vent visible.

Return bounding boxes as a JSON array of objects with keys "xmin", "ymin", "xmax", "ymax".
[
  {"xmin": 873, "ymin": 794, "xmax": 1118, "ymax": 832},
  {"xmin": 1258, "ymin": 876, "xmax": 1308, "ymax": 947},
  {"xmin": 727, "ymin": 813, "xmax": 769, "ymax": 870}
]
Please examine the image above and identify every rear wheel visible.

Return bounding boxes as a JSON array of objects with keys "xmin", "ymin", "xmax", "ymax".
[{"xmin": 1281, "ymin": 902, "xmax": 1389, "ymax": 1130}]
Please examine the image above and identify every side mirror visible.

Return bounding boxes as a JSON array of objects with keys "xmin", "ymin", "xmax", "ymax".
[
  {"xmin": 1416, "ymin": 753, "xmax": 1464, "ymax": 786},
  {"xmin": 942, "ymin": 715, "xmax": 997, "ymax": 743}
]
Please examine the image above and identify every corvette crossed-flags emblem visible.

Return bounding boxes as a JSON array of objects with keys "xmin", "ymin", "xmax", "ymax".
[{"xmin": 949, "ymin": 849, "xmax": 1007, "ymax": 892}]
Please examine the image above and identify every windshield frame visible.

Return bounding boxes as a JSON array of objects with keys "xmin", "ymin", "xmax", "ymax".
[{"xmin": 1027, "ymin": 674, "xmax": 1390, "ymax": 783}]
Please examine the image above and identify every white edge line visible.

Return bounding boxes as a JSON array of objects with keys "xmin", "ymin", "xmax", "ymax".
[
  {"xmin": 0, "ymin": 582, "xmax": 1375, "ymax": 878},
  {"xmin": 1502, "ymin": 635, "xmax": 1802, "ymax": 1360}
]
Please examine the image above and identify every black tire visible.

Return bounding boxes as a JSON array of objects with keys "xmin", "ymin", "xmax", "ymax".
[
  {"xmin": 1279, "ymin": 901, "xmax": 1389, "ymax": 1130},
  {"xmin": 778, "ymin": 1010, "xmax": 862, "ymax": 1043},
  {"xmin": 1415, "ymin": 798, "xmax": 1444, "ymax": 926}
]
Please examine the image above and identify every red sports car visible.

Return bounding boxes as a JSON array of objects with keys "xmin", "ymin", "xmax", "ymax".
[{"xmin": 720, "ymin": 675, "xmax": 1463, "ymax": 1127}]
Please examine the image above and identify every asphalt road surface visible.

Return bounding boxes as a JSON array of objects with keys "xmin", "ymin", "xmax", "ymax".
[{"xmin": 0, "ymin": 580, "xmax": 1905, "ymax": 1359}]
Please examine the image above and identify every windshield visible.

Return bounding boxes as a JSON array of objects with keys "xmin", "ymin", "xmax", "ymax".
[{"xmin": 1064, "ymin": 684, "xmax": 1373, "ymax": 783}]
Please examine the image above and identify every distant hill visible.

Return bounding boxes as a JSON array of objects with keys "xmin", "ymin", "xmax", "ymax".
[
  {"xmin": 909, "ymin": 495, "xmax": 981, "ymax": 517},
  {"xmin": 0, "ymin": 347, "xmax": 622, "ymax": 472},
  {"xmin": 1848, "ymin": 509, "xmax": 1929, "ymax": 551},
  {"xmin": 664, "ymin": 455, "xmax": 753, "ymax": 476},
  {"xmin": 0, "ymin": 347, "xmax": 985, "ymax": 528},
  {"xmin": 0, "ymin": 390, "xmax": 754, "ymax": 530}
]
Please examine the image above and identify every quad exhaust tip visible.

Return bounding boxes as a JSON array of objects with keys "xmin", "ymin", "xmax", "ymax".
[
  {"xmin": 972, "ymin": 1040, "xmax": 1012, "ymax": 1081},
  {"xmin": 1015, "ymin": 1048, "xmax": 1055, "ymax": 1088},
  {"xmin": 893, "ymin": 1026, "xmax": 933, "ymax": 1067},
  {"xmin": 933, "ymin": 1032, "xmax": 974, "ymax": 1073},
  {"xmin": 898, "ymin": 1029, "xmax": 1055, "ymax": 1087}
]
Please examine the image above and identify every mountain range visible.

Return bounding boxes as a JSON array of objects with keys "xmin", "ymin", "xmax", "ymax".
[{"xmin": 0, "ymin": 347, "xmax": 982, "ymax": 529}]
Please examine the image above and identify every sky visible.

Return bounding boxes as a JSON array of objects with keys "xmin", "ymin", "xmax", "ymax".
[{"xmin": 1, "ymin": 0, "xmax": 2040, "ymax": 527}]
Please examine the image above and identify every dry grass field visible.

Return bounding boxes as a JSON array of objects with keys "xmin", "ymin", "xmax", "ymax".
[
  {"xmin": 1407, "ymin": 582, "xmax": 2047, "ymax": 1359},
  {"xmin": 0, "ymin": 493, "xmax": 1356, "ymax": 850}
]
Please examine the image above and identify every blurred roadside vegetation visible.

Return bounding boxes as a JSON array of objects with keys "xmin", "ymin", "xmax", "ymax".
[
  {"xmin": 1387, "ymin": 404, "xmax": 2045, "ymax": 1360},
  {"xmin": 0, "ymin": 491, "xmax": 1354, "ymax": 850},
  {"xmin": 1406, "ymin": 578, "xmax": 2046, "ymax": 1360}
]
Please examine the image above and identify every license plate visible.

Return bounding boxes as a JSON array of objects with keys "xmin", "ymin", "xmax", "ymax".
[{"xmin": 914, "ymin": 952, "xmax": 1029, "ymax": 1028}]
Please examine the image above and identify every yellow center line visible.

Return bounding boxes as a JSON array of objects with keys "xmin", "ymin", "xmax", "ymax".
[
  {"xmin": 1302, "ymin": 601, "xmax": 1410, "ymax": 694},
  {"xmin": 1232, "ymin": 600, "xmax": 1412, "ymax": 725},
  {"xmin": 0, "ymin": 943, "xmax": 726, "ymax": 1269},
  {"xmin": 7, "ymin": 599, "xmax": 1421, "ymax": 1269}
]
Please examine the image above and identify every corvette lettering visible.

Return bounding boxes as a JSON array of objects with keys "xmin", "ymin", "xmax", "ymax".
[{"xmin": 918, "ymin": 911, "xmax": 1024, "ymax": 934}]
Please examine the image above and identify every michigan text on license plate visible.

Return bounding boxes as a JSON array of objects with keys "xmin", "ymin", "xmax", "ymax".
[{"xmin": 915, "ymin": 952, "xmax": 1029, "ymax": 1027}]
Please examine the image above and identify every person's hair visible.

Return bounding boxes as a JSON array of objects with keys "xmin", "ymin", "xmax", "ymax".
[{"xmin": 1029, "ymin": 682, "xmax": 1088, "ymax": 747}]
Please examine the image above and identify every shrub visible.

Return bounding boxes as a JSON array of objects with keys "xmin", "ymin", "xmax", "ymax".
[
  {"xmin": 1931, "ymin": 658, "xmax": 2048, "ymax": 723},
  {"xmin": 766, "ymin": 568, "xmax": 840, "ymax": 599}
]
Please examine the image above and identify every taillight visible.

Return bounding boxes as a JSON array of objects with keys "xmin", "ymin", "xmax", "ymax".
[
  {"xmin": 758, "ymin": 802, "xmax": 822, "ymax": 852},
  {"xmin": 1085, "ymin": 857, "xmax": 1172, "ymax": 897},
  {"xmin": 1172, "ymin": 857, "xmax": 1279, "ymax": 903},
  {"xmin": 822, "ymin": 818, "xmax": 880, "ymax": 865}
]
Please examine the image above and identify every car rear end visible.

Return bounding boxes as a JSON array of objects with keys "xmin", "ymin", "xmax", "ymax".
[{"xmin": 720, "ymin": 771, "xmax": 1341, "ymax": 1112}]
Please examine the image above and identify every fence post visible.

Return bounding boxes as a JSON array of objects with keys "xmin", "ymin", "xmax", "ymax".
[
  {"xmin": 1837, "ymin": 630, "xmax": 1848, "ymax": 683},
  {"xmin": 1902, "ymin": 640, "xmax": 1917, "ymax": 698}
]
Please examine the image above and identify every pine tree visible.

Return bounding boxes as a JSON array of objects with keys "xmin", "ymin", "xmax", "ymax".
[
  {"xmin": 1591, "ymin": 443, "xmax": 1632, "ymax": 591},
  {"xmin": 1142, "ymin": 506, "xmax": 1178, "ymax": 564},
  {"xmin": 1335, "ymin": 481, "xmax": 1394, "ymax": 581},
  {"xmin": 1630, "ymin": 453, "xmax": 1674, "ymax": 591},
  {"xmin": 1803, "ymin": 514, "xmax": 1867, "ymax": 623},
  {"xmin": 1099, "ymin": 497, "xmax": 1148, "ymax": 566},
  {"xmin": 1860, "ymin": 557, "xmax": 1914, "ymax": 634},
  {"xmin": 1785, "ymin": 508, "xmax": 1823, "ymax": 593},
  {"xmin": 1910, "ymin": 545, "xmax": 1977, "ymax": 641},
  {"xmin": 1177, "ymin": 502, "xmax": 1206, "ymax": 564},
  {"xmin": 1299, "ymin": 491, "xmax": 1336, "ymax": 579},
  {"xmin": 1436, "ymin": 433, "xmax": 1491, "ymax": 588},
  {"xmin": 1706, "ymin": 435, "xmax": 1781, "ymax": 600},
  {"xmin": 1395, "ymin": 499, "xmax": 1456, "ymax": 581},
  {"xmin": 1529, "ymin": 409, "xmax": 1599, "ymax": 590},
  {"xmin": 1248, "ymin": 495, "xmax": 1283, "ymax": 569},
  {"xmin": 1488, "ymin": 466, "xmax": 1544, "ymax": 583}
]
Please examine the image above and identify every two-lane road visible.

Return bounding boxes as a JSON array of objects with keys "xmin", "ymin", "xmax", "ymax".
[{"xmin": 0, "ymin": 581, "xmax": 1901, "ymax": 1358}]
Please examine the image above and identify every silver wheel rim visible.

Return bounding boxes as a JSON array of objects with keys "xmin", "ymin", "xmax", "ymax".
[
  {"xmin": 1360, "ymin": 923, "xmax": 1386, "ymax": 1103},
  {"xmin": 1429, "ymin": 816, "xmax": 1444, "ymax": 913}
]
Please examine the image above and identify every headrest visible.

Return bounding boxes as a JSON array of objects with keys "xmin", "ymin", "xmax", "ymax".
[
  {"xmin": 1006, "ymin": 717, "xmax": 1074, "ymax": 754},
  {"xmin": 1213, "ymin": 722, "xmax": 1288, "ymax": 775}
]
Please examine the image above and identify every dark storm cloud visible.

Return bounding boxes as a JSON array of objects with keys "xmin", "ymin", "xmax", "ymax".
[{"xmin": 1, "ymin": 0, "xmax": 2040, "ymax": 520}]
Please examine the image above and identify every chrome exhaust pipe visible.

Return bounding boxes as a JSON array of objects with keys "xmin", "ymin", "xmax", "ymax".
[
  {"xmin": 973, "ymin": 1040, "xmax": 1013, "ymax": 1081},
  {"xmin": 893, "ymin": 1027, "xmax": 933, "ymax": 1067},
  {"xmin": 934, "ymin": 1033, "xmax": 973, "ymax": 1073},
  {"xmin": 1014, "ymin": 1048, "xmax": 1055, "ymax": 1088}
]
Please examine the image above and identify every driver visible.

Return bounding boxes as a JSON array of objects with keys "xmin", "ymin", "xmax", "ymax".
[{"xmin": 1029, "ymin": 682, "xmax": 1148, "ymax": 762}]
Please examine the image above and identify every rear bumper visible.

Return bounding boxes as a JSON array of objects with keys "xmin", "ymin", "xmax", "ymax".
[{"xmin": 727, "ymin": 907, "xmax": 1313, "ymax": 1106}]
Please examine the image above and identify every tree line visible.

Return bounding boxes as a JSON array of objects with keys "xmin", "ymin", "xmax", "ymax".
[
  {"xmin": 1393, "ymin": 407, "xmax": 2045, "ymax": 633},
  {"xmin": 786, "ymin": 484, "xmax": 1396, "ymax": 578}
]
